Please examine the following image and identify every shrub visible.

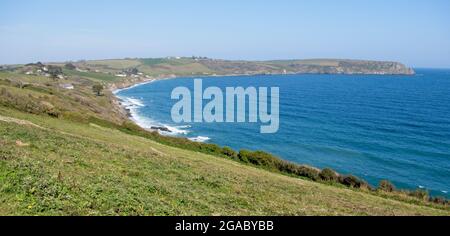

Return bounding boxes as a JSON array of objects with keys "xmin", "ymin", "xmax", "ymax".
[
  {"xmin": 430, "ymin": 196, "xmax": 447, "ymax": 205},
  {"xmin": 199, "ymin": 143, "xmax": 222, "ymax": 154},
  {"xmin": 221, "ymin": 146, "xmax": 237, "ymax": 159},
  {"xmin": 295, "ymin": 166, "xmax": 320, "ymax": 181},
  {"xmin": 48, "ymin": 65, "xmax": 63, "ymax": 78},
  {"xmin": 275, "ymin": 161, "xmax": 299, "ymax": 175},
  {"xmin": 340, "ymin": 175, "xmax": 367, "ymax": 188},
  {"xmin": 378, "ymin": 180, "xmax": 395, "ymax": 192},
  {"xmin": 64, "ymin": 63, "xmax": 76, "ymax": 70},
  {"xmin": 92, "ymin": 83, "xmax": 104, "ymax": 96},
  {"xmin": 238, "ymin": 150, "xmax": 279, "ymax": 168},
  {"xmin": 408, "ymin": 189, "xmax": 429, "ymax": 201},
  {"xmin": 237, "ymin": 150, "xmax": 251, "ymax": 163},
  {"xmin": 15, "ymin": 81, "xmax": 24, "ymax": 89},
  {"xmin": 319, "ymin": 168, "xmax": 338, "ymax": 182}
]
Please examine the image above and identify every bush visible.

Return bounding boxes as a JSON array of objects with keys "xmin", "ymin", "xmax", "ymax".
[
  {"xmin": 430, "ymin": 196, "xmax": 447, "ymax": 205},
  {"xmin": 48, "ymin": 65, "xmax": 63, "ymax": 79},
  {"xmin": 378, "ymin": 180, "xmax": 395, "ymax": 192},
  {"xmin": 0, "ymin": 90, "xmax": 60, "ymax": 117},
  {"xmin": 238, "ymin": 150, "xmax": 279, "ymax": 168},
  {"xmin": 92, "ymin": 83, "xmax": 104, "ymax": 96},
  {"xmin": 198, "ymin": 143, "xmax": 222, "ymax": 154},
  {"xmin": 15, "ymin": 81, "xmax": 25, "ymax": 89},
  {"xmin": 64, "ymin": 63, "xmax": 76, "ymax": 70},
  {"xmin": 275, "ymin": 161, "xmax": 299, "ymax": 175},
  {"xmin": 295, "ymin": 166, "xmax": 320, "ymax": 181},
  {"xmin": 221, "ymin": 146, "xmax": 237, "ymax": 159},
  {"xmin": 408, "ymin": 189, "xmax": 429, "ymax": 201},
  {"xmin": 319, "ymin": 168, "xmax": 338, "ymax": 182},
  {"xmin": 340, "ymin": 175, "xmax": 367, "ymax": 188}
]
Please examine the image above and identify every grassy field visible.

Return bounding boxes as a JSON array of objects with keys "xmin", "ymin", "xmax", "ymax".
[
  {"xmin": 62, "ymin": 69, "xmax": 119, "ymax": 82},
  {"xmin": 0, "ymin": 108, "xmax": 448, "ymax": 216}
]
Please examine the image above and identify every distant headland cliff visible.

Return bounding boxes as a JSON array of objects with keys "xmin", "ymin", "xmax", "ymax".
[{"xmin": 1, "ymin": 57, "xmax": 414, "ymax": 79}]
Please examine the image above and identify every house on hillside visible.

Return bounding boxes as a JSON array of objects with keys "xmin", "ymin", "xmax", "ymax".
[{"xmin": 115, "ymin": 73, "xmax": 127, "ymax": 77}]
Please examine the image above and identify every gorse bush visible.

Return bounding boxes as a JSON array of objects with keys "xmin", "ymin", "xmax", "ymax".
[
  {"xmin": 92, "ymin": 83, "xmax": 104, "ymax": 96},
  {"xmin": 340, "ymin": 175, "xmax": 367, "ymax": 188},
  {"xmin": 430, "ymin": 196, "xmax": 448, "ymax": 205},
  {"xmin": 238, "ymin": 150, "xmax": 280, "ymax": 169},
  {"xmin": 319, "ymin": 168, "xmax": 339, "ymax": 182},
  {"xmin": 221, "ymin": 146, "xmax": 237, "ymax": 159},
  {"xmin": 378, "ymin": 180, "xmax": 396, "ymax": 192},
  {"xmin": 65, "ymin": 63, "xmax": 76, "ymax": 70},
  {"xmin": 236, "ymin": 150, "xmax": 322, "ymax": 180},
  {"xmin": 294, "ymin": 166, "xmax": 321, "ymax": 181},
  {"xmin": 408, "ymin": 189, "xmax": 429, "ymax": 201}
]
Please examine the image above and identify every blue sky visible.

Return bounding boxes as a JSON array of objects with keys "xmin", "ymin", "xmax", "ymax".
[{"xmin": 1, "ymin": 0, "xmax": 449, "ymax": 67}]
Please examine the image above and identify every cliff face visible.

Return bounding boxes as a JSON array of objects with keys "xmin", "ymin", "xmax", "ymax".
[
  {"xmin": 203, "ymin": 59, "xmax": 416, "ymax": 75},
  {"xmin": 334, "ymin": 60, "xmax": 415, "ymax": 75},
  {"xmin": 199, "ymin": 59, "xmax": 415, "ymax": 75}
]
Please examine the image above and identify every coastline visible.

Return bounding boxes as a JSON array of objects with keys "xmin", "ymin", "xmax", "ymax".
[
  {"xmin": 108, "ymin": 72, "xmax": 268, "ymax": 138},
  {"xmin": 110, "ymin": 75, "xmax": 194, "ymax": 137},
  {"xmin": 108, "ymin": 70, "xmax": 418, "ymax": 141},
  {"xmin": 108, "ymin": 72, "xmax": 280, "ymax": 138}
]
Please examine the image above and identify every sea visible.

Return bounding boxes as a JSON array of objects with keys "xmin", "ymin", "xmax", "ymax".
[{"xmin": 115, "ymin": 69, "xmax": 450, "ymax": 197}]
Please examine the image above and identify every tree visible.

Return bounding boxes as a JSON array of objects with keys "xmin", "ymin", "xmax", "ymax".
[
  {"xmin": 64, "ymin": 63, "xmax": 76, "ymax": 70},
  {"xmin": 319, "ymin": 168, "xmax": 338, "ymax": 182},
  {"xmin": 123, "ymin": 67, "xmax": 139, "ymax": 75},
  {"xmin": 48, "ymin": 65, "xmax": 63, "ymax": 80},
  {"xmin": 92, "ymin": 84, "xmax": 104, "ymax": 96}
]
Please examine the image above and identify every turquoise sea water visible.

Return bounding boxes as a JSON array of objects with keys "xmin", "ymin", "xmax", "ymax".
[{"xmin": 116, "ymin": 69, "xmax": 450, "ymax": 197}]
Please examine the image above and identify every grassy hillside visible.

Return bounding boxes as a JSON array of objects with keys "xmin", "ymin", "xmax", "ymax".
[
  {"xmin": 0, "ymin": 108, "xmax": 448, "ymax": 216},
  {"xmin": 0, "ymin": 62, "xmax": 447, "ymax": 216},
  {"xmin": 44, "ymin": 57, "xmax": 414, "ymax": 78}
]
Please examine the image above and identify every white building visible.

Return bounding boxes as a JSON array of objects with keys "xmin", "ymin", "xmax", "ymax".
[
  {"xmin": 115, "ymin": 73, "xmax": 127, "ymax": 77},
  {"xmin": 60, "ymin": 83, "xmax": 74, "ymax": 90}
]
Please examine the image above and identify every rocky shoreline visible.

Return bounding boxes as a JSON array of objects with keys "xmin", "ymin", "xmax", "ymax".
[{"xmin": 110, "ymin": 76, "xmax": 176, "ymax": 134}]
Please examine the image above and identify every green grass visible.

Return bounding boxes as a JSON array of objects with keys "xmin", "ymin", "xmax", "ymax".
[
  {"xmin": 62, "ymin": 69, "xmax": 118, "ymax": 82},
  {"xmin": 140, "ymin": 58, "xmax": 199, "ymax": 66},
  {"xmin": 87, "ymin": 59, "xmax": 142, "ymax": 70},
  {"xmin": 137, "ymin": 62, "xmax": 213, "ymax": 76},
  {"xmin": 0, "ymin": 71, "xmax": 54, "ymax": 84},
  {"xmin": 0, "ymin": 108, "xmax": 448, "ymax": 216}
]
